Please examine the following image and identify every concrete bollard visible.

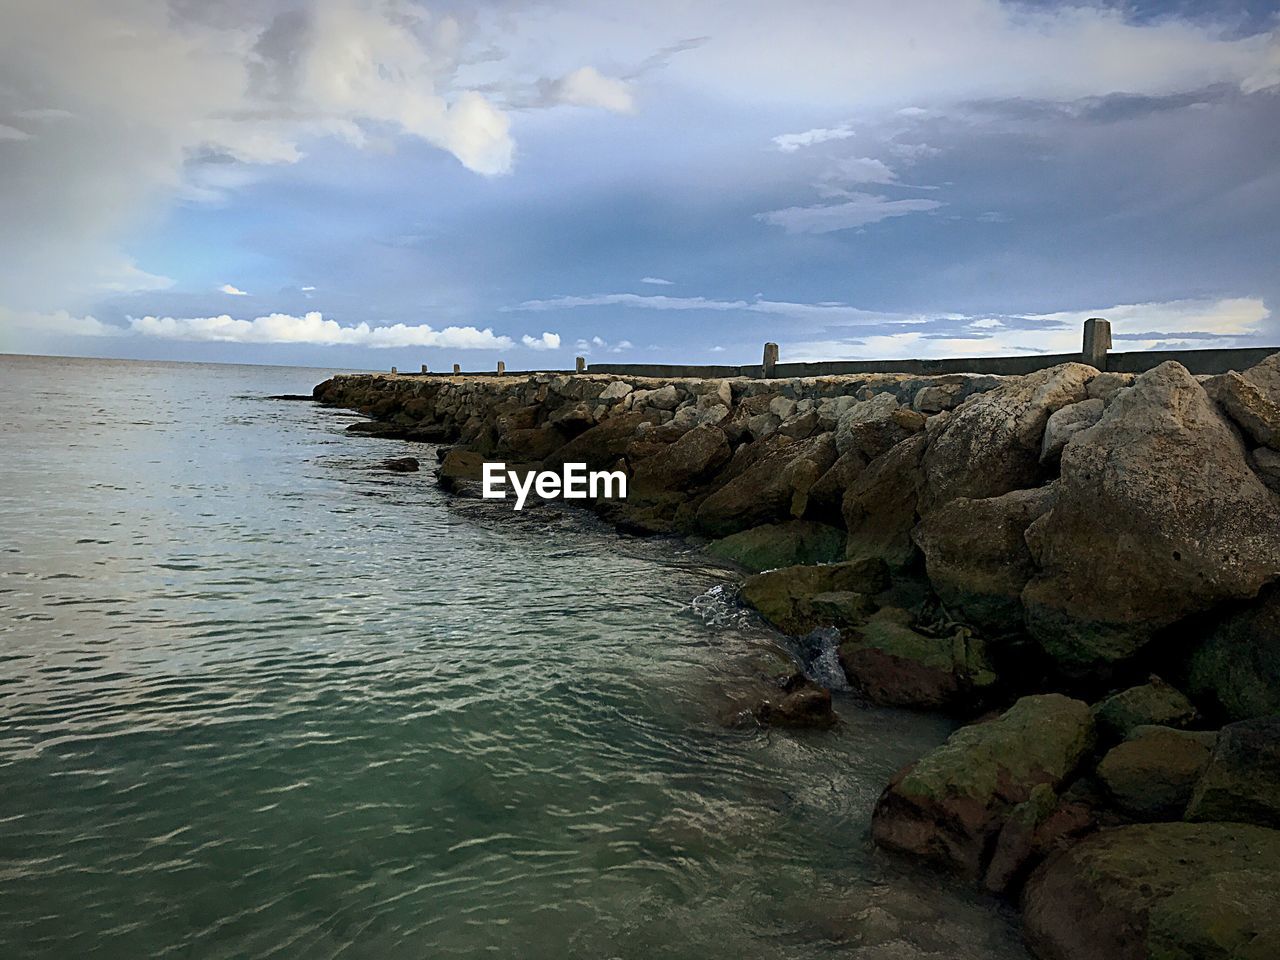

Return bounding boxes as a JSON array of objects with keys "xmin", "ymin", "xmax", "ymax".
[
  {"xmin": 575, "ymin": 356, "xmax": 586, "ymax": 373},
  {"xmin": 497, "ymin": 361, "xmax": 506, "ymax": 376},
  {"xmin": 420, "ymin": 363, "xmax": 428, "ymax": 374},
  {"xmin": 762, "ymin": 342, "xmax": 779, "ymax": 379},
  {"xmin": 390, "ymin": 366, "xmax": 397, "ymax": 375},
  {"xmin": 453, "ymin": 363, "xmax": 461, "ymax": 375},
  {"xmin": 1083, "ymin": 318, "xmax": 1111, "ymax": 371}
]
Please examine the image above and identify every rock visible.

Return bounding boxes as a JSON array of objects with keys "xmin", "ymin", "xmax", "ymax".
[
  {"xmin": 1092, "ymin": 678, "xmax": 1199, "ymax": 743},
  {"xmin": 1096, "ymin": 726, "xmax": 1213, "ymax": 821},
  {"xmin": 1186, "ymin": 717, "xmax": 1280, "ymax": 829},
  {"xmin": 803, "ymin": 591, "xmax": 879, "ymax": 629},
  {"xmin": 1022, "ymin": 362, "xmax": 1280, "ymax": 675},
  {"xmin": 1205, "ymin": 371, "xmax": 1280, "ymax": 449},
  {"xmin": 1241, "ymin": 351, "xmax": 1280, "ymax": 396},
  {"xmin": 645, "ymin": 384, "xmax": 681, "ymax": 411},
  {"xmin": 769, "ymin": 395, "xmax": 797, "ymax": 420},
  {"xmin": 599, "ymin": 380, "xmax": 633, "ymax": 401},
  {"xmin": 695, "ymin": 434, "xmax": 836, "ymax": 537},
  {"xmin": 843, "ymin": 434, "xmax": 927, "ymax": 570},
  {"xmin": 631, "ymin": 424, "xmax": 731, "ymax": 494},
  {"xmin": 544, "ymin": 411, "xmax": 653, "ymax": 470},
  {"xmin": 912, "ymin": 486, "xmax": 1055, "ymax": 634},
  {"xmin": 983, "ymin": 783, "xmax": 1059, "ymax": 894},
  {"xmin": 1086, "ymin": 371, "xmax": 1134, "ymax": 403},
  {"xmin": 376, "ymin": 456, "xmax": 420, "ymax": 472},
  {"xmin": 835, "ymin": 393, "xmax": 926, "ymax": 460},
  {"xmin": 705, "ymin": 520, "xmax": 845, "ymax": 572},
  {"xmin": 838, "ymin": 607, "xmax": 998, "ymax": 710},
  {"xmin": 435, "ymin": 448, "xmax": 488, "ymax": 488},
  {"xmin": 1249, "ymin": 446, "xmax": 1280, "ymax": 494},
  {"xmin": 745, "ymin": 411, "xmax": 782, "ymax": 440},
  {"xmin": 1040, "ymin": 398, "xmax": 1104, "ymax": 463},
  {"xmin": 777, "ymin": 409, "xmax": 821, "ymax": 439},
  {"xmin": 871, "ymin": 694, "xmax": 1095, "ymax": 877},
  {"xmin": 803, "ymin": 449, "xmax": 867, "ymax": 525},
  {"xmin": 739, "ymin": 558, "xmax": 888, "ymax": 635},
  {"xmin": 1023, "ymin": 822, "xmax": 1280, "ymax": 960},
  {"xmin": 498, "ymin": 424, "xmax": 567, "ymax": 460},
  {"xmin": 753, "ymin": 677, "xmax": 837, "ymax": 729},
  {"xmin": 921, "ymin": 362, "xmax": 1095, "ymax": 511},
  {"xmin": 548, "ymin": 401, "xmax": 594, "ymax": 432},
  {"xmin": 1186, "ymin": 586, "xmax": 1280, "ymax": 722}
]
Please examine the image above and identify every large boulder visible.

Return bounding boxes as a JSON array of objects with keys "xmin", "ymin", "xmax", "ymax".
[
  {"xmin": 695, "ymin": 433, "xmax": 836, "ymax": 537},
  {"xmin": 706, "ymin": 520, "xmax": 845, "ymax": 573},
  {"xmin": 1186, "ymin": 717, "xmax": 1280, "ymax": 829},
  {"xmin": 1092, "ymin": 678, "xmax": 1198, "ymax": 743},
  {"xmin": 912, "ymin": 486, "xmax": 1055, "ymax": 634},
  {"xmin": 921, "ymin": 362, "xmax": 1095, "ymax": 512},
  {"xmin": 630, "ymin": 423, "xmax": 730, "ymax": 494},
  {"xmin": 1205, "ymin": 371, "xmax": 1280, "ymax": 450},
  {"xmin": 1040, "ymin": 398, "xmax": 1104, "ymax": 463},
  {"xmin": 838, "ymin": 607, "xmax": 998, "ymax": 710},
  {"xmin": 843, "ymin": 433, "xmax": 927, "ymax": 570},
  {"xmin": 1186, "ymin": 586, "xmax": 1280, "ymax": 722},
  {"xmin": 1022, "ymin": 362, "xmax": 1280, "ymax": 675},
  {"xmin": 738, "ymin": 558, "xmax": 888, "ymax": 635},
  {"xmin": 871, "ymin": 694, "xmax": 1095, "ymax": 877},
  {"xmin": 1096, "ymin": 726, "xmax": 1214, "ymax": 821},
  {"xmin": 544, "ymin": 411, "xmax": 654, "ymax": 470},
  {"xmin": 803, "ymin": 448, "xmax": 867, "ymax": 525},
  {"xmin": 1023, "ymin": 822, "xmax": 1280, "ymax": 960},
  {"xmin": 835, "ymin": 393, "xmax": 926, "ymax": 460}
]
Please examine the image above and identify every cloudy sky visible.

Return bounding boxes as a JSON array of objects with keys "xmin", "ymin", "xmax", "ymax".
[{"xmin": 1, "ymin": 0, "xmax": 1278, "ymax": 370}]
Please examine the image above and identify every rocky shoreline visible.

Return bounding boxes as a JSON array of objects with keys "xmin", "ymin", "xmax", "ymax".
[{"xmin": 312, "ymin": 357, "xmax": 1280, "ymax": 959}]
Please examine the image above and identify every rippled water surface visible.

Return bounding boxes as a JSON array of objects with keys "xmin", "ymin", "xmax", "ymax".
[{"xmin": 0, "ymin": 355, "xmax": 1029, "ymax": 959}]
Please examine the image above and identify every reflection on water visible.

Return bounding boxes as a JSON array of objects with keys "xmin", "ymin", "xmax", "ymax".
[{"xmin": 0, "ymin": 354, "xmax": 1028, "ymax": 959}]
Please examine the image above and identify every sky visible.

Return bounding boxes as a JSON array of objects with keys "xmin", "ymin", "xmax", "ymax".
[{"xmin": 1, "ymin": 0, "xmax": 1278, "ymax": 370}]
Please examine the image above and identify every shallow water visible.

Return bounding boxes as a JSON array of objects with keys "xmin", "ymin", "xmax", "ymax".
[{"xmin": 0, "ymin": 354, "xmax": 1029, "ymax": 959}]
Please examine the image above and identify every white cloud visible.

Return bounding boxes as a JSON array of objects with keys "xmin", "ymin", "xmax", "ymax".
[
  {"xmin": 219, "ymin": 283, "xmax": 250, "ymax": 296},
  {"xmin": 96, "ymin": 258, "xmax": 174, "ymax": 293},
  {"xmin": 0, "ymin": 123, "xmax": 33, "ymax": 141},
  {"xmin": 772, "ymin": 124, "xmax": 854, "ymax": 152},
  {"xmin": 512, "ymin": 291, "xmax": 931, "ymax": 326},
  {"xmin": 640, "ymin": 276, "xmax": 674, "ymax": 285},
  {"xmin": 546, "ymin": 66, "xmax": 634, "ymax": 113},
  {"xmin": 819, "ymin": 156, "xmax": 899, "ymax": 186},
  {"xmin": 755, "ymin": 194, "xmax": 945, "ymax": 233},
  {"xmin": 521, "ymin": 331, "xmax": 561, "ymax": 350},
  {"xmin": 574, "ymin": 335, "xmax": 633, "ymax": 354},
  {"xmin": 128, "ymin": 311, "xmax": 520, "ymax": 349},
  {"xmin": 1, "ymin": 306, "xmax": 123, "ymax": 338}
]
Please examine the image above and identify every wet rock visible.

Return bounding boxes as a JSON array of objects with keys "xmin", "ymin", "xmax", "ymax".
[
  {"xmin": 435, "ymin": 448, "xmax": 487, "ymax": 489},
  {"xmin": 871, "ymin": 694, "xmax": 1095, "ymax": 877},
  {"xmin": 631, "ymin": 424, "xmax": 730, "ymax": 494},
  {"xmin": 838, "ymin": 607, "xmax": 998, "ymax": 711},
  {"xmin": 753, "ymin": 677, "xmax": 837, "ymax": 729},
  {"xmin": 921, "ymin": 362, "xmax": 1095, "ymax": 511},
  {"xmin": 346, "ymin": 420, "xmax": 410, "ymax": 438},
  {"xmin": 705, "ymin": 520, "xmax": 845, "ymax": 573},
  {"xmin": 912, "ymin": 486, "xmax": 1055, "ymax": 635},
  {"xmin": 1096, "ymin": 726, "xmax": 1213, "ymax": 821},
  {"xmin": 1022, "ymin": 362, "xmax": 1280, "ymax": 675},
  {"xmin": 1186, "ymin": 716, "xmax": 1280, "ymax": 829},
  {"xmin": 1092, "ymin": 678, "xmax": 1198, "ymax": 743},
  {"xmin": 739, "ymin": 558, "xmax": 888, "ymax": 635},
  {"xmin": 1039, "ymin": 398, "xmax": 1104, "ymax": 463},
  {"xmin": 1205, "ymin": 371, "xmax": 1280, "ymax": 449},
  {"xmin": 835, "ymin": 393, "xmax": 927, "ymax": 461},
  {"xmin": 843, "ymin": 433, "xmax": 927, "ymax": 570},
  {"xmin": 1186, "ymin": 586, "xmax": 1280, "ymax": 722},
  {"xmin": 376, "ymin": 456, "xmax": 420, "ymax": 472},
  {"xmin": 1023, "ymin": 822, "xmax": 1280, "ymax": 960}
]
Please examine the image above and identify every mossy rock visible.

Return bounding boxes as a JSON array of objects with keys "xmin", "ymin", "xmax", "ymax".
[
  {"xmin": 1096, "ymin": 726, "xmax": 1213, "ymax": 821},
  {"xmin": 1186, "ymin": 716, "xmax": 1280, "ymax": 829},
  {"xmin": 1093, "ymin": 678, "xmax": 1198, "ymax": 743},
  {"xmin": 706, "ymin": 520, "xmax": 846, "ymax": 573},
  {"xmin": 739, "ymin": 558, "xmax": 888, "ymax": 635}
]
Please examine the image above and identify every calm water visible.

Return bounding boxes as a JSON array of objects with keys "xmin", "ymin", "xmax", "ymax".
[{"xmin": 0, "ymin": 355, "xmax": 1028, "ymax": 959}]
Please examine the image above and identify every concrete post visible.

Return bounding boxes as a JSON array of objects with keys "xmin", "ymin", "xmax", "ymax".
[
  {"xmin": 497, "ymin": 360, "xmax": 506, "ymax": 376},
  {"xmin": 452, "ymin": 363, "xmax": 461, "ymax": 375},
  {"xmin": 390, "ymin": 366, "xmax": 397, "ymax": 375},
  {"xmin": 1082, "ymin": 318, "xmax": 1112, "ymax": 371},
  {"xmin": 420, "ymin": 363, "xmax": 428, "ymax": 374},
  {"xmin": 575, "ymin": 356, "xmax": 586, "ymax": 373},
  {"xmin": 762, "ymin": 342, "xmax": 779, "ymax": 379}
]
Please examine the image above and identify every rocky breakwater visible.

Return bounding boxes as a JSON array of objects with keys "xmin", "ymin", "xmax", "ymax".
[{"xmin": 314, "ymin": 354, "xmax": 1280, "ymax": 958}]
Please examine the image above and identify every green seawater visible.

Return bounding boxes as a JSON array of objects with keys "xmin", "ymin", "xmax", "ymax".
[{"xmin": 0, "ymin": 354, "xmax": 1029, "ymax": 959}]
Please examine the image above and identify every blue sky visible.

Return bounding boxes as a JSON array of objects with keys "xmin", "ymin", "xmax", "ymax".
[{"xmin": 1, "ymin": 0, "xmax": 1278, "ymax": 369}]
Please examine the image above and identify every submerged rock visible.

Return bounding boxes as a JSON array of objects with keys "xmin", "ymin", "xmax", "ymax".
[
  {"xmin": 376, "ymin": 456, "xmax": 420, "ymax": 472},
  {"xmin": 1186, "ymin": 716, "xmax": 1280, "ymax": 829},
  {"xmin": 705, "ymin": 520, "xmax": 845, "ymax": 573},
  {"xmin": 838, "ymin": 607, "xmax": 998, "ymax": 711},
  {"xmin": 1096, "ymin": 726, "xmax": 1214, "ymax": 821},
  {"xmin": 738, "ymin": 558, "xmax": 888, "ymax": 635},
  {"xmin": 871, "ymin": 693, "xmax": 1095, "ymax": 878},
  {"xmin": 753, "ymin": 677, "xmax": 838, "ymax": 729},
  {"xmin": 1023, "ymin": 822, "xmax": 1280, "ymax": 960},
  {"xmin": 1022, "ymin": 362, "xmax": 1280, "ymax": 675}
]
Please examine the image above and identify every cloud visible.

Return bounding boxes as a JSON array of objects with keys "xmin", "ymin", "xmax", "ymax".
[
  {"xmin": 574, "ymin": 335, "xmax": 633, "ymax": 354},
  {"xmin": 521, "ymin": 331, "xmax": 561, "ymax": 350},
  {"xmin": 511, "ymin": 291, "xmax": 928, "ymax": 325},
  {"xmin": 219, "ymin": 283, "xmax": 250, "ymax": 296},
  {"xmin": 0, "ymin": 123, "xmax": 33, "ymax": 141},
  {"xmin": 640, "ymin": 276, "xmax": 674, "ymax": 285},
  {"xmin": 1, "ymin": 306, "xmax": 124, "ymax": 339},
  {"xmin": 755, "ymin": 194, "xmax": 945, "ymax": 233},
  {"xmin": 772, "ymin": 124, "xmax": 854, "ymax": 152},
  {"xmin": 819, "ymin": 156, "xmax": 900, "ymax": 186},
  {"xmin": 544, "ymin": 67, "xmax": 634, "ymax": 113},
  {"xmin": 96, "ymin": 258, "xmax": 174, "ymax": 293},
  {"xmin": 128, "ymin": 311, "xmax": 520, "ymax": 349}
]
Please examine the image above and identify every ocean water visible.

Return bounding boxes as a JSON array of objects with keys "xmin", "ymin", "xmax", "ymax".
[{"xmin": 0, "ymin": 354, "xmax": 1029, "ymax": 959}]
